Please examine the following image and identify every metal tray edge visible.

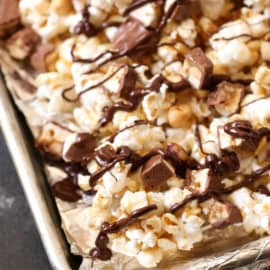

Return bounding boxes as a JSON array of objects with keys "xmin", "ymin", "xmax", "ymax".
[{"xmin": 0, "ymin": 75, "xmax": 72, "ymax": 270}]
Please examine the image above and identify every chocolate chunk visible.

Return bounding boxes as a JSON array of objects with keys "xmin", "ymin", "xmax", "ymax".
[
  {"xmin": 207, "ymin": 81, "xmax": 245, "ymax": 116},
  {"xmin": 0, "ymin": 0, "xmax": 20, "ymax": 37},
  {"xmin": 185, "ymin": 168, "xmax": 224, "ymax": 195},
  {"xmin": 30, "ymin": 43, "xmax": 55, "ymax": 72},
  {"xmin": 208, "ymin": 199, "xmax": 242, "ymax": 228},
  {"xmin": 112, "ymin": 17, "xmax": 155, "ymax": 54},
  {"xmin": 141, "ymin": 155, "xmax": 174, "ymax": 190},
  {"xmin": 205, "ymin": 150, "xmax": 240, "ymax": 177},
  {"xmin": 170, "ymin": 0, "xmax": 197, "ymax": 21},
  {"xmin": 52, "ymin": 178, "xmax": 81, "ymax": 202},
  {"xmin": 256, "ymin": 185, "xmax": 270, "ymax": 196},
  {"xmin": 94, "ymin": 144, "xmax": 117, "ymax": 166},
  {"xmin": 181, "ymin": 48, "xmax": 213, "ymax": 90},
  {"xmin": 118, "ymin": 65, "xmax": 137, "ymax": 99},
  {"xmin": 5, "ymin": 27, "xmax": 40, "ymax": 60},
  {"xmin": 63, "ymin": 133, "xmax": 98, "ymax": 163}
]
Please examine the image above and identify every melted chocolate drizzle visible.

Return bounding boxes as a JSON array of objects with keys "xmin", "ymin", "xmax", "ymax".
[
  {"xmin": 90, "ymin": 204, "xmax": 157, "ymax": 261},
  {"xmin": 123, "ymin": 0, "xmax": 157, "ymax": 16},
  {"xmin": 170, "ymin": 163, "xmax": 270, "ymax": 213},
  {"xmin": 73, "ymin": 5, "xmax": 122, "ymax": 38}
]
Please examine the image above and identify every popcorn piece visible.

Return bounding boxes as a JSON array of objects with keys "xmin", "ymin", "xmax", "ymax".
[
  {"xmin": 261, "ymin": 42, "xmax": 270, "ymax": 62},
  {"xmin": 157, "ymin": 238, "xmax": 177, "ymax": 251},
  {"xmin": 161, "ymin": 213, "xmax": 179, "ymax": 234},
  {"xmin": 112, "ymin": 17, "xmax": 155, "ymax": 54},
  {"xmin": 112, "ymin": 236, "xmax": 140, "ymax": 257},
  {"xmin": 174, "ymin": 215, "xmax": 204, "ymax": 250},
  {"xmin": 136, "ymin": 248, "xmax": 163, "ymax": 268},
  {"xmin": 206, "ymin": 199, "xmax": 243, "ymax": 228},
  {"xmin": 141, "ymin": 155, "xmax": 175, "ymax": 190},
  {"xmin": 121, "ymin": 191, "xmax": 148, "ymax": 213},
  {"xmin": 255, "ymin": 66, "xmax": 270, "ymax": 92},
  {"xmin": 0, "ymin": 0, "xmax": 20, "ymax": 37},
  {"xmin": 217, "ymin": 40, "xmax": 255, "ymax": 72},
  {"xmin": 199, "ymin": 0, "xmax": 225, "ymax": 20},
  {"xmin": 51, "ymin": 0, "xmax": 73, "ymax": 15},
  {"xmin": 62, "ymin": 133, "xmax": 98, "ymax": 162},
  {"xmin": 103, "ymin": 163, "xmax": 131, "ymax": 194},
  {"xmin": 141, "ymin": 216, "xmax": 162, "ymax": 234},
  {"xmin": 177, "ymin": 19, "xmax": 197, "ymax": 48},
  {"xmin": 107, "ymin": 65, "xmax": 137, "ymax": 99},
  {"xmin": 164, "ymin": 187, "xmax": 191, "ymax": 209},
  {"xmin": 30, "ymin": 43, "xmax": 55, "ymax": 72},
  {"xmin": 36, "ymin": 122, "xmax": 72, "ymax": 158},
  {"xmin": 181, "ymin": 48, "xmax": 213, "ymax": 89},
  {"xmin": 207, "ymin": 82, "xmax": 245, "ymax": 116},
  {"xmin": 130, "ymin": 2, "xmax": 161, "ymax": 28},
  {"xmin": 185, "ymin": 168, "xmax": 224, "ymax": 195},
  {"xmin": 168, "ymin": 103, "xmax": 195, "ymax": 129},
  {"xmin": 113, "ymin": 125, "xmax": 166, "ymax": 153},
  {"xmin": 5, "ymin": 27, "xmax": 40, "ymax": 60},
  {"xmin": 48, "ymin": 89, "xmax": 76, "ymax": 114}
]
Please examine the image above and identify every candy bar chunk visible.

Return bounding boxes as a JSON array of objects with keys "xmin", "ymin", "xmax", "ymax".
[
  {"xmin": 181, "ymin": 48, "xmax": 213, "ymax": 90},
  {"xmin": 118, "ymin": 65, "xmax": 137, "ymax": 99},
  {"xmin": 30, "ymin": 44, "xmax": 55, "ymax": 72},
  {"xmin": 207, "ymin": 81, "xmax": 245, "ymax": 116},
  {"xmin": 141, "ymin": 155, "xmax": 174, "ymax": 190},
  {"xmin": 0, "ymin": 0, "xmax": 20, "ymax": 37},
  {"xmin": 5, "ymin": 27, "xmax": 40, "ymax": 60},
  {"xmin": 63, "ymin": 133, "xmax": 98, "ymax": 163},
  {"xmin": 185, "ymin": 168, "xmax": 224, "ymax": 195},
  {"xmin": 208, "ymin": 199, "xmax": 242, "ymax": 228},
  {"xmin": 112, "ymin": 17, "xmax": 154, "ymax": 54}
]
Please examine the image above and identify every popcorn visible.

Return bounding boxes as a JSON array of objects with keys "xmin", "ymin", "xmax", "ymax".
[
  {"xmin": 176, "ymin": 19, "xmax": 197, "ymax": 48},
  {"xmin": 173, "ymin": 215, "xmax": 204, "ymax": 250},
  {"xmin": 48, "ymin": 90, "xmax": 76, "ymax": 114},
  {"xmin": 103, "ymin": 163, "xmax": 131, "ymax": 194},
  {"xmin": 130, "ymin": 2, "xmax": 161, "ymax": 28},
  {"xmin": 120, "ymin": 191, "xmax": 148, "ymax": 213},
  {"xmin": 113, "ymin": 125, "xmax": 166, "ymax": 153},
  {"xmin": 112, "ymin": 236, "xmax": 140, "ymax": 257},
  {"xmin": 229, "ymin": 188, "xmax": 270, "ymax": 234},
  {"xmin": 199, "ymin": 0, "xmax": 225, "ymax": 20},
  {"xmin": 136, "ymin": 248, "xmax": 163, "ymax": 268},
  {"xmin": 217, "ymin": 40, "xmax": 255, "ymax": 72},
  {"xmin": 261, "ymin": 42, "xmax": 270, "ymax": 61},
  {"xmin": 141, "ymin": 216, "xmax": 162, "ymax": 234},
  {"xmin": 157, "ymin": 238, "xmax": 177, "ymax": 251},
  {"xmin": 142, "ymin": 83, "xmax": 175, "ymax": 124},
  {"xmin": 164, "ymin": 187, "xmax": 190, "ymax": 209},
  {"xmin": 255, "ymin": 66, "xmax": 270, "ymax": 92},
  {"xmin": 161, "ymin": 213, "xmax": 179, "ymax": 235}
]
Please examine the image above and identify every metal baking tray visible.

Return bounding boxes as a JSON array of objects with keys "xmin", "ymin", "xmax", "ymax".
[{"xmin": 1, "ymin": 71, "xmax": 270, "ymax": 270}]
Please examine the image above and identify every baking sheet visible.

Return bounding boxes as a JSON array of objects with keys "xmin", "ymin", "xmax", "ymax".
[
  {"xmin": 0, "ymin": 73, "xmax": 77, "ymax": 270},
  {"xmin": 1, "ymin": 70, "xmax": 270, "ymax": 269}
]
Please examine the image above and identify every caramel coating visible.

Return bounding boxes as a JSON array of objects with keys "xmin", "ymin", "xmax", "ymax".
[
  {"xmin": 51, "ymin": 0, "xmax": 73, "ymax": 15},
  {"xmin": 168, "ymin": 104, "xmax": 194, "ymax": 129}
]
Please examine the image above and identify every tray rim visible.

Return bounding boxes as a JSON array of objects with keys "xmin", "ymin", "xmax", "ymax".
[{"xmin": 0, "ymin": 74, "xmax": 73, "ymax": 270}]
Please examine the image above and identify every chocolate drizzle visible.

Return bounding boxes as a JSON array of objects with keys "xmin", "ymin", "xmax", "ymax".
[
  {"xmin": 70, "ymin": 0, "xmax": 190, "ymax": 72},
  {"xmin": 123, "ymin": 0, "xmax": 157, "ymax": 16},
  {"xmin": 170, "ymin": 163, "xmax": 270, "ymax": 214},
  {"xmin": 90, "ymin": 204, "xmax": 157, "ymax": 261}
]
